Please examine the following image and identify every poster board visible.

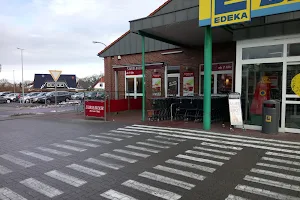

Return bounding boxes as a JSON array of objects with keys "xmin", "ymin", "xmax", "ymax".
[
  {"xmin": 85, "ymin": 100, "xmax": 106, "ymax": 120},
  {"xmin": 183, "ymin": 72, "xmax": 194, "ymax": 96},
  {"xmin": 228, "ymin": 93, "xmax": 244, "ymax": 126},
  {"xmin": 152, "ymin": 74, "xmax": 162, "ymax": 96}
]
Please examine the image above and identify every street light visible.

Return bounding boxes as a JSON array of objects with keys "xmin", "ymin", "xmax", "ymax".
[
  {"xmin": 13, "ymin": 70, "xmax": 15, "ymax": 94},
  {"xmin": 17, "ymin": 48, "xmax": 25, "ymax": 103},
  {"xmin": 92, "ymin": 41, "xmax": 107, "ymax": 47}
]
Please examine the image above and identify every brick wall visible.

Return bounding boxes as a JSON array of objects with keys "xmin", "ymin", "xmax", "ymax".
[{"xmin": 104, "ymin": 42, "xmax": 236, "ymax": 108}]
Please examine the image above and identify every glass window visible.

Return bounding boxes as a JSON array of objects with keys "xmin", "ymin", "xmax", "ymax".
[
  {"xmin": 242, "ymin": 45, "xmax": 283, "ymax": 60},
  {"xmin": 217, "ymin": 74, "xmax": 232, "ymax": 94},
  {"xmin": 286, "ymin": 64, "xmax": 300, "ymax": 95},
  {"xmin": 200, "ymin": 75, "xmax": 213, "ymax": 94},
  {"xmin": 288, "ymin": 43, "xmax": 300, "ymax": 57},
  {"xmin": 126, "ymin": 78, "xmax": 134, "ymax": 93},
  {"xmin": 167, "ymin": 77, "xmax": 179, "ymax": 96},
  {"xmin": 136, "ymin": 78, "xmax": 143, "ymax": 93}
]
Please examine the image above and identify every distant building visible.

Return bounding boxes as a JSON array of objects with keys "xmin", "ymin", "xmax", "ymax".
[
  {"xmin": 92, "ymin": 77, "xmax": 105, "ymax": 90},
  {"xmin": 33, "ymin": 74, "xmax": 77, "ymax": 90}
]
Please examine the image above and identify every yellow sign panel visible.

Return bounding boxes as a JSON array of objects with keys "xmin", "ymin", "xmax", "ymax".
[
  {"xmin": 291, "ymin": 73, "xmax": 300, "ymax": 96},
  {"xmin": 266, "ymin": 115, "xmax": 272, "ymax": 123},
  {"xmin": 199, "ymin": 0, "xmax": 300, "ymax": 27}
]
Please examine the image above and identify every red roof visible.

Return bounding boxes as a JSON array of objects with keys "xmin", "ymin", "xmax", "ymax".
[{"xmin": 98, "ymin": 0, "xmax": 172, "ymax": 56}]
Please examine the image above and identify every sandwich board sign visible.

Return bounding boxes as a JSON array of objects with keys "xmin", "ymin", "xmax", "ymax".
[
  {"xmin": 228, "ymin": 92, "xmax": 245, "ymax": 131},
  {"xmin": 49, "ymin": 70, "xmax": 62, "ymax": 105}
]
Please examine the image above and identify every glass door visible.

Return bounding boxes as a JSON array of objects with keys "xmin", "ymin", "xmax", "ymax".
[{"xmin": 167, "ymin": 73, "xmax": 180, "ymax": 96}]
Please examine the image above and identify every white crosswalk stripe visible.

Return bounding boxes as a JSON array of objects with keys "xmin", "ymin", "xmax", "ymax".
[
  {"xmin": 201, "ymin": 142, "xmax": 243, "ymax": 151},
  {"xmin": 155, "ymin": 135, "xmax": 186, "ymax": 142},
  {"xmin": 122, "ymin": 180, "xmax": 181, "ymax": 200},
  {"xmin": 20, "ymin": 178, "xmax": 63, "ymax": 198},
  {"xmin": 113, "ymin": 149, "xmax": 150, "ymax": 158},
  {"xmin": 176, "ymin": 154, "xmax": 224, "ymax": 166},
  {"xmin": 193, "ymin": 146, "xmax": 237, "ymax": 155},
  {"xmin": 235, "ymin": 184, "xmax": 300, "ymax": 200},
  {"xmin": 100, "ymin": 189, "xmax": 138, "ymax": 200},
  {"xmin": 77, "ymin": 137, "xmax": 112, "ymax": 144},
  {"xmin": 154, "ymin": 165, "xmax": 206, "ymax": 180},
  {"xmin": 36, "ymin": 147, "xmax": 72, "ymax": 157},
  {"xmin": 89, "ymin": 134, "xmax": 123, "ymax": 141},
  {"xmin": 251, "ymin": 168, "xmax": 300, "ymax": 182},
  {"xmin": 66, "ymin": 164, "xmax": 106, "ymax": 177},
  {"xmin": 185, "ymin": 150, "xmax": 231, "ymax": 160},
  {"xmin": 146, "ymin": 139, "xmax": 178, "ymax": 145},
  {"xmin": 225, "ymin": 194, "xmax": 249, "ymax": 200},
  {"xmin": 262, "ymin": 157, "xmax": 300, "ymax": 166},
  {"xmin": 0, "ymin": 165, "xmax": 12, "ymax": 175},
  {"xmin": 256, "ymin": 162, "xmax": 300, "ymax": 173},
  {"xmin": 136, "ymin": 142, "xmax": 169, "ymax": 149},
  {"xmin": 96, "ymin": 132, "xmax": 132, "ymax": 138},
  {"xmin": 45, "ymin": 170, "xmax": 87, "ymax": 187},
  {"xmin": 19, "ymin": 150, "xmax": 54, "ymax": 161},
  {"xmin": 165, "ymin": 159, "xmax": 216, "ymax": 173},
  {"xmin": 111, "ymin": 130, "xmax": 140, "ymax": 136},
  {"xmin": 85, "ymin": 158, "xmax": 124, "ymax": 170},
  {"xmin": 0, "ymin": 187, "xmax": 27, "ymax": 200},
  {"xmin": 51, "ymin": 143, "xmax": 86, "ymax": 152},
  {"xmin": 0, "ymin": 154, "xmax": 35, "ymax": 168},
  {"xmin": 100, "ymin": 153, "xmax": 137, "ymax": 163},
  {"xmin": 244, "ymin": 175, "xmax": 300, "ymax": 192},
  {"xmin": 118, "ymin": 128, "xmax": 152, "ymax": 134},
  {"xmin": 125, "ymin": 145, "xmax": 160, "ymax": 153},
  {"xmin": 266, "ymin": 152, "xmax": 300, "ymax": 160},
  {"xmin": 64, "ymin": 140, "xmax": 100, "ymax": 148},
  {"xmin": 139, "ymin": 171, "xmax": 195, "ymax": 190}
]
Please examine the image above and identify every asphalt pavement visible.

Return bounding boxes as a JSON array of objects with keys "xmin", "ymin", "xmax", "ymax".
[{"xmin": 0, "ymin": 116, "xmax": 300, "ymax": 200}]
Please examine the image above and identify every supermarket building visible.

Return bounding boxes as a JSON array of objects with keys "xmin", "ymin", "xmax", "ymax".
[{"xmin": 98, "ymin": 0, "xmax": 300, "ymax": 134}]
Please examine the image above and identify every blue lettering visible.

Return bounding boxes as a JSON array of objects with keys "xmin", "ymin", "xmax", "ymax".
[
  {"xmin": 214, "ymin": 12, "xmax": 248, "ymax": 24},
  {"xmin": 215, "ymin": 0, "xmax": 247, "ymax": 15},
  {"xmin": 215, "ymin": 17, "xmax": 220, "ymax": 24},
  {"xmin": 260, "ymin": 0, "xmax": 284, "ymax": 6},
  {"xmin": 221, "ymin": 16, "xmax": 227, "ymax": 22},
  {"xmin": 234, "ymin": 13, "xmax": 241, "ymax": 20},
  {"xmin": 241, "ymin": 12, "xmax": 248, "ymax": 19},
  {"xmin": 228, "ymin": 14, "xmax": 233, "ymax": 21}
]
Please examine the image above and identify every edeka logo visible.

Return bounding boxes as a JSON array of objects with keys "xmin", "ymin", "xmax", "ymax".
[{"xmin": 211, "ymin": 0, "xmax": 251, "ymax": 27}]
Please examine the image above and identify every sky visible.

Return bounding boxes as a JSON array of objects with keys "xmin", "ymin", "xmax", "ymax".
[{"xmin": 0, "ymin": 0, "xmax": 166, "ymax": 82}]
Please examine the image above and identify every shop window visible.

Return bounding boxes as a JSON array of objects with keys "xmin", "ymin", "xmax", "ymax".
[
  {"xmin": 242, "ymin": 44, "xmax": 283, "ymax": 60},
  {"xmin": 126, "ymin": 78, "xmax": 134, "ymax": 93},
  {"xmin": 217, "ymin": 74, "xmax": 232, "ymax": 94},
  {"xmin": 288, "ymin": 43, "xmax": 300, "ymax": 57},
  {"xmin": 126, "ymin": 76, "xmax": 143, "ymax": 97},
  {"xmin": 136, "ymin": 78, "xmax": 143, "ymax": 93}
]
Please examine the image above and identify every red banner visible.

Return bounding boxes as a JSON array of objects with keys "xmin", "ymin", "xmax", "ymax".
[
  {"xmin": 183, "ymin": 72, "xmax": 194, "ymax": 77},
  {"xmin": 126, "ymin": 66, "xmax": 142, "ymax": 75},
  {"xmin": 85, "ymin": 100, "xmax": 105, "ymax": 118},
  {"xmin": 200, "ymin": 62, "xmax": 233, "ymax": 71}
]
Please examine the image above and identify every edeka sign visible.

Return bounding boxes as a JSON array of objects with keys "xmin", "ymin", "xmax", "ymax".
[{"xmin": 199, "ymin": 0, "xmax": 300, "ymax": 27}]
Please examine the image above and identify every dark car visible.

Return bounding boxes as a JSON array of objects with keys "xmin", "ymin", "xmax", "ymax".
[
  {"xmin": 84, "ymin": 91, "xmax": 105, "ymax": 100},
  {"xmin": 0, "ymin": 96, "xmax": 7, "ymax": 104},
  {"xmin": 37, "ymin": 91, "xmax": 71, "ymax": 104}
]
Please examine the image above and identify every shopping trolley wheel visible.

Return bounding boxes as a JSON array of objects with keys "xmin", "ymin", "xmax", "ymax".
[
  {"xmin": 222, "ymin": 124, "xmax": 225, "ymax": 128},
  {"xmin": 230, "ymin": 127, "xmax": 234, "ymax": 132}
]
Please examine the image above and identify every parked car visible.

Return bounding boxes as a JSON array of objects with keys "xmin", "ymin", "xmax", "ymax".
[
  {"xmin": 4, "ymin": 93, "xmax": 20, "ymax": 103},
  {"xmin": 84, "ymin": 91, "xmax": 105, "ymax": 100},
  {"xmin": 71, "ymin": 92, "xmax": 84, "ymax": 100},
  {"xmin": 0, "ymin": 96, "xmax": 7, "ymax": 104},
  {"xmin": 31, "ymin": 92, "xmax": 47, "ymax": 103},
  {"xmin": 37, "ymin": 91, "xmax": 71, "ymax": 104},
  {"xmin": 19, "ymin": 92, "xmax": 40, "ymax": 103},
  {"xmin": 0, "ymin": 92, "xmax": 11, "ymax": 97}
]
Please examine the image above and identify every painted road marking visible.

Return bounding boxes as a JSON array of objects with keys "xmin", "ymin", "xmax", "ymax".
[
  {"xmin": 256, "ymin": 162, "xmax": 300, "ymax": 173},
  {"xmin": 122, "ymin": 180, "xmax": 181, "ymax": 200},
  {"xmin": 165, "ymin": 159, "xmax": 216, "ymax": 173},
  {"xmin": 96, "ymin": 132, "xmax": 132, "ymax": 138},
  {"xmin": 77, "ymin": 137, "xmax": 112, "ymax": 144},
  {"xmin": 186, "ymin": 150, "xmax": 231, "ymax": 160},
  {"xmin": 154, "ymin": 165, "xmax": 206, "ymax": 181},
  {"xmin": 65, "ymin": 140, "xmax": 100, "ymax": 148},
  {"xmin": 176, "ymin": 154, "xmax": 224, "ymax": 166},
  {"xmin": 19, "ymin": 150, "xmax": 54, "ymax": 162},
  {"xmin": 66, "ymin": 164, "xmax": 106, "ymax": 177},
  {"xmin": 146, "ymin": 139, "xmax": 178, "ymax": 145},
  {"xmin": 0, "ymin": 154, "xmax": 35, "ymax": 168},
  {"xmin": 20, "ymin": 178, "xmax": 63, "ymax": 198},
  {"xmin": 36, "ymin": 147, "xmax": 71, "ymax": 157},
  {"xmin": 45, "ymin": 170, "xmax": 87, "ymax": 187},
  {"xmin": 126, "ymin": 145, "xmax": 160, "ymax": 153},
  {"xmin": 113, "ymin": 149, "xmax": 150, "ymax": 158},
  {"xmin": 0, "ymin": 187, "xmax": 27, "ymax": 200},
  {"xmin": 251, "ymin": 168, "xmax": 300, "ymax": 182},
  {"xmin": 266, "ymin": 152, "xmax": 300, "ymax": 160},
  {"xmin": 262, "ymin": 157, "xmax": 300, "ymax": 166},
  {"xmin": 244, "ymin": 175, "xmax": 300, "ymax": 192},
  {"xmin": 89, "ymin": 135, "xmax": 123, "ymax": 141},
  {"xmin": 85, "ymin": 158, "xmax": 124, "ymax": 170},
  {"xmin": 0, "ymin": 165, "xmax": 12, "ymax": 175},
  {"xmin": 201, "ymin": 142, "xmax": 243, "ymax": 151},
  {"xmin": 139, "ymin": 171, "xmax": 195, "ymax": 190},
  {"xmin": 111, "ymin": 130, "xmax": 140, "ymax": 136},
  {"xmin": 100, "ymin": 189, "xmax": 138, "ymax": 200},
  {"xmin": 155, "ymin": 135, "xmax": 186, "ymax": 142},
  {"xmin": 51, "ymin": 143, "xmax": 86, "ymax": 152},
  {"xmin": 100, "ymin": 153, "xmax": 137, "ymax": 163},
  {"xmin": 136, "ymin": 142, "xmax": 169, "ymax": 149},
  {"xmin": 235, "ymin": 184, "xmax": 300, "ymax": 200},
  {"xmin": 225, "ymin": 194, "xmax": 249, "ymax": 200},
  {"xmin": 193, "ymin": 146, "xmax": 237, "ymax": 155}
]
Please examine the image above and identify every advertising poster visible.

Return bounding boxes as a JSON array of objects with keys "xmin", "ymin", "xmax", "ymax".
[
  {"xmin": 152, "ymin": 74, "xmax": 162, "ymax": 96},
  {"xmin": 85, "ymin": 100, "xmax": 105, "ymax": 118},
  {"xmin": 183, "ymin": 72, "xmax": 194, "ymax": 96}
]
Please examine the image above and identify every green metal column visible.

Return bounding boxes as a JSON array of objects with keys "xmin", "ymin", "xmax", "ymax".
[
  {"xmin": 203, "ymin": 26, "xmax": 212, "ymax": 130},
  {"xmin": 141, "ymin": 35, "xmax": 146, "ymax": 121}
]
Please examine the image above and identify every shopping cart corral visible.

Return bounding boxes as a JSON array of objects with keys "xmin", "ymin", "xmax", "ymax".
[{"xmin": 148, "ymin": 95, "xmax": 230, "ymax": 123}]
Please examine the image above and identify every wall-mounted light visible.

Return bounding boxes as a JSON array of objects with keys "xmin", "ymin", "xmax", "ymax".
[
  {"xmin": 161, "ymin": 51, "xmax": 183, "ymax": 55},
  {"xmin": 117, "ymin": 55, "xmax": 121, "ymax": 60}
]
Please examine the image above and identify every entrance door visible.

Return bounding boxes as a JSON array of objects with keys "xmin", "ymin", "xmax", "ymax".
[
  {"xmin": 284, "ymin": 62, "xmax": 300, "ymax": 133},
  {"xmin": 167, "ymin": 73, "xmax": 180, "ymax": 96}
]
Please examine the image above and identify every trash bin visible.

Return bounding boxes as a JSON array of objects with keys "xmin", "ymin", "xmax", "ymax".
[{"xmin": 262, "ymin": 100, "xmax": 280, "ymax": 134}]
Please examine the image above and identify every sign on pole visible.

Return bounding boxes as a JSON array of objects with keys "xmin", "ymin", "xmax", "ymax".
[{"xmin": 49, "ymin": 70, "xmax": 62, "ymax": 106}]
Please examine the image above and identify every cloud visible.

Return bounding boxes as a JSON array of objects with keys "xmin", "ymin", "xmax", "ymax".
[{"xmin": 0, "ymin": 0, "xmax": 166, "ymax": 82}]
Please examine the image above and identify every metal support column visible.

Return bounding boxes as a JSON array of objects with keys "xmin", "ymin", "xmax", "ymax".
[
  {"xmin": 141, "ymin": 35, "xmax": 146, "ymax": 121},
  {"xmin": 203, "ymin": 26, "xmax": 212, "ymax": 130}
]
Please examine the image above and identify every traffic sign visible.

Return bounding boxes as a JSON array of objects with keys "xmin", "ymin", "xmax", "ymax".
[{"xmin": 49, "ymin": 70, "xmax": 62, "ymax": 82}]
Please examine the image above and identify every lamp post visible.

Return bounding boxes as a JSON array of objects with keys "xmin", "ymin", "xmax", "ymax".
[
  {"xmin": 92, "ymin": 41, "xmax": 107, "ymax": 47},
  {"xmin": 13, "ymin": 70, "xmax": 15, "ymax": 94},
  {"xmin": 17, "ymin": 48, "xmax": 25, "ymax": 103}
]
